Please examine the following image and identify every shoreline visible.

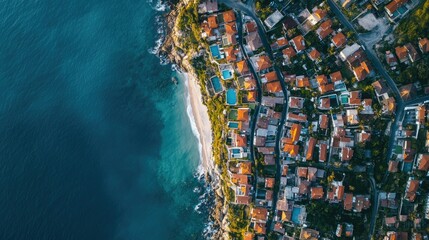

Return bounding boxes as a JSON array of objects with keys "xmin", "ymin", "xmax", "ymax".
[{"xmin": 183, "ymin": 71, "xmax": 214, "ymax": 175}]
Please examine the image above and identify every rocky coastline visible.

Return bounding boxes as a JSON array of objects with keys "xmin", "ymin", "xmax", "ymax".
[{"xmin": 158, "ymin": 1, "xmax": 231, "ymax": 239}]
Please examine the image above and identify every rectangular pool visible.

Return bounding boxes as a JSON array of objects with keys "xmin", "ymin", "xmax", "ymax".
[
  {"xmin": 222, "ymin": 70, "xmax": 233, "ymax": 80},
  {"xmin": 210, "ymin": 45, "xmax": 221, "ymax": 59},
  {"xmin": 226, "ymin": 88, "xmax": 237, "ymax": 105},
  {"xmin": 228, "ymin": 121, "xmax": 239, "ymax": 129},
  {"xmin": 211, "ymin": 76, "xmax": 223, "ymax": 93}
]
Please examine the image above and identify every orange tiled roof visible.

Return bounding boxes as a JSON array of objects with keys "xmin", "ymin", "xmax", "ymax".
[
  {"xmin": 247, "ymin": 91, "xmax": 256, "ymax": 102},
  {"xmin": 257, "ymin": 55, "xmax": 272, "ymax": 71},
  {"xmin": 316, "ymin": 75, "xmax": 328, "ymax": 85},
  {"xmin": 237, "ymin": 108, "xmax": 249, "ymax": 121},
  {"xmin": 395, "ymin": 45, "xmax": 408, "ymax": 60},
  {"xmin": 330, "ymin": 71, "xmax": 342, "ymax": 82},
  {"xmin": 291, "ymin": 35, "xmax": 305, "ymax": 51},
  {"xmin": 419, "ymin": 38, "xmax": 429, "ymax": 53},
  {"xmin": 283, "ymin": 144, "xmax": 299, "ymax": 157},
  {"xmin": 225, "ymin": 22, "xmax": 237, "ymax": 34},
  {"xmin": 224, "ymin": 46, "xmax": 237, "ymax": 62},
  {"xmin": 306, "ymin": 137, "xmax": 316, "ymax": 160},
  {"xmin": 223, "ymin": 10, "xmax": 236, "ymax": 23},
  {"xmin": 309, "ymin": 49, "xmax": 321, "ymax": 60},
  {"xmin": 319, "ymin": 143, "xmax": 327, "ymax": 162},
  {"xmin": 236, "ymin": 60, "xmax": 249, "ymax": 74},
  {"xmin": 319, "ymin": 114, "xmax": 328, "ymax": 129},
  {"xmin": 296, "ymin": 76, "xmax": 310, "ymax": 88},
  {"xmin": 311, "ymin": 187, "xmax": 324, "ymax": 199},
  {"xmin": 264, "ymin": 71, "xmax": 278, "ymax": 82},
  {"xmin": 265, "ymin": 81, "xmax": 282, "ymax": 93},
  {"xmin": 332, "ymin": 32, "xmax": 346, "ymax": 47},
  {"xmin": 207, "ymin": 15, "xmax": 218, "ymax": 28},
  {"xmin": 277, "ymin": 37, "xmax": 288, "ymax": 47}
]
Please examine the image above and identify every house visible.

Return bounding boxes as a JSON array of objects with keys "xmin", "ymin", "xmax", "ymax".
[
  {"xmin": 290, "ymin": 35, "xmax": 306, "ymax": 52},
  {"xmin": 265, "ymin": 81, "xmax": 282, "ymax": 93},
  {"xmin": 296, "ymin": 76, "xmax": 310, "ymax": 88},
  {"xmin": 243, "ymin": 76, "xmax": 256, "ymax": 90},
  {"xmin": 307, "ymin": 8, "xmax": 327, "ymax": 25},
  {"xmin": 282, "ymin": 16, "xmax": 298, "ymax": 32},
  {"xmin": 341, "ymin": 147, "xmax": 354, "ymax": 162},
  {"xmin": 245, "ymin": 21, "xmax": 257, "ymax": 33},
  {"xmin": 289, "ymin": 96, "xmax": 305, "ymax": 109},
  {"xmin": 385, "ymin": 0, "xmax": 408, "ymax": 18},
  {"xmin": 287, "ymin": 113, "xmax": 307, "ymax": 122},
  {"xmin": 319, "ymin": 143, "xmax": 328, "ymax": 162},
  {"xmin": 388, "ymin": 160, "xmax": 399, "ymax": 173},
  {"xmin": 300, "ymin": 228, "xmax": 319, "ymax": 240},
  {"xmin": 251, "ymin": 207, "xmax": 268, "ymax": 222},
  {"xmin": 353, "ymin": 61, "xmax": 372, "ymax": 81},
  {"xmin": 372, "ymin": 80, "xmax": 389, "ymax": 97},
  {"xmin": 224, "ymin": 46, "xmax": 238, "ymax": 62},
  {"xmin": 264, "ymin": 10, "xmax": 284, "ymax": 29},
  {"xmin": 339, "ymin": 43, "xmax": 361, "ymax": 61},
  {"xmin": 349, "ymin": 91, "xmax": 362, "ymax": 105},
  {"xmin": 254, "ymin": 55, "xmax": 272, "ymax": 72},
  {"xmin": 385, "ymin": 216, "xmax": 397, "ymax": 227},
  {"xmin": 344, "ymin": 193, "xmax": 353, "ymax": 210},
  {"xmin": 198, "ymin": 0, "xmax": 218, "ymax": 13},
  {"xmin": 316, "ymin": 19, "xmax": 333, "ymax": 40},
  {"xmin": 332, "ymin": 32, "xmax": 347, "ymax": 48},
  {"xmin": 385, "ymin": 50, "xmax": 398, "ymax": 67},
  {"xmin": 262, "ymin": 71, "xmax": 278, "ymax": 83},
  {"xmin": 308, "ymin": 49, "xmax": 321, "ymax": 61},
  {"xmin": 247, "ymin": 91, "xmax": 256, "ymax": 102},
  {"xmin": 223, "ymin": 10, "xmax": 236, "ymax": 23},
  {"xmin": 237, "ymin": 108, "xmax": 250, "ymax": 121},
  {"xmin": 225, "ymin": 22, "xmax": 237, "ymax": 45},
  {"xmin": 283, "ymin": 123, "xmax": 302, "ymax": 144},
  {"xmin": 305, "ymin": 137, "xmax": 316, "ymax": 160},
  {"xmin": 245, "ymin": 31, "xmax": 263, "ymax": 52},
  {"xmin": 207, "ymin": 15, "xmax": 218, "ymax": 29},
  {"xmin": 404, "ymin": 43, "xmax": 420, "ymax": 62},
  {"xmin": 330, "ymin": 71, "xmax": 343, "ymax": 82},
  {"xmin": 395, "ymin": 45, "xmax": 409, "ymax": 63},
  {"xmin": 283, "ymin": 144, "xmax": 299, "ymax": 157},
  {"xmin": 419, "ymin": 38, "xmax": 429, "ymax": 53},
  {"xmin": 327, "ymin": 181, "xmax": 345, "ymax": 202},
  {"xmin": 415, "ymin": 153, "xmax": 429, "ymax": 172},
  {"xmin": 310, "ymin": 187, "xmax": 324, "ymax": 199},
  {"xmin": 319, "ymin": 114, "xmax": 329, "ymax": 130},
  {"xmin": 283, "ymin": 47, "xmax": 296, "ymax": 65},
  {"xmin": 236, "ymin": 60, "xmax": 249, "ymax": 75},
  {"xmin": 404, "ymin": 178, "xmax": 419, "ymax": 202}
]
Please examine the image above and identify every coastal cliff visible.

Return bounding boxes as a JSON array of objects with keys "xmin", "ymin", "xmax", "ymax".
[{"xmin": 159, "ymin": 1, "xmax": 231, "ymax": 239}]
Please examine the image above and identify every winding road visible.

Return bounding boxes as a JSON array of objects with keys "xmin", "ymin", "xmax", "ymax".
[{"xmin": 219, "ymin": 0, "xmax": 289, "ymax": 231}]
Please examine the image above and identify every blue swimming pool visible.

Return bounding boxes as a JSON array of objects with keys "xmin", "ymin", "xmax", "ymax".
[
  {"xmin": 228, "ymin": 121, "xmax": 239, "ymax": 129},
  {"xmin": 291, "ymin": 207, "xmax": 301, "ymax": 224},
  {"xmin": 232, "ymin": 148, "xmax": 240, "ymax": 154},
  {"xmin": 226, "ymin": 89, "xmax": 237, "ymax": 105},
  {"xmin": 211, "ymin": 76, "xmax": 223, "ymax": 93},
  {"xmin": 210, "ymin": 45, "xmax": 221, "ymax": 59},
  {"xmin": 222, "ymin": 70, "xmax": 233, "ymax": 80}
]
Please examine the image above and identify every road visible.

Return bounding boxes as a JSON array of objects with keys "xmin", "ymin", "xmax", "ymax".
[
  {"xmin": 219, "ymin": 0, "xmax": 289, "ymax": 230},
  {"xmin": 236, "ymin": 11, "xmax": 262, "ymax": 194}
]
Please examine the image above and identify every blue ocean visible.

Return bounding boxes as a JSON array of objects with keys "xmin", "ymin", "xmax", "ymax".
[{"xmin": 0, "ymin": 0, "xmax": 211, "ymax": 239}]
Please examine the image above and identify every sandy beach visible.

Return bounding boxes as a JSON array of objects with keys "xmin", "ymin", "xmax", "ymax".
[{"xmin": 185, "ymin": 72, "xmax": 213, "ymax": 173}]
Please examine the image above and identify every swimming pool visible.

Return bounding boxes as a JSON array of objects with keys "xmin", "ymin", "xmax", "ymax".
[
  {"xmin": 226, "ymin": 89, "xmax": 237, "ymax": 105},
  {"xmin": 222, "ymin": 69, "xmax": 233, "ymax": 80},
  {"xmin": 340, "ymin": 95, "xmax": 348, "ymax": 104},
  {"xmin": 232, "ymin": 148, "xmax": 240, "ymax": 154},
  {"xmin": 291, "ymin": 207, "xmax": 301, "ymax": 224},
  {"xmin": 228, "ymin": 121, "xmax": 239, "ymax": 129},
  {"xmin": 211, "ymin": 76, "xmax": 223, "ymax": 93},
  {"xmin": 210, "ymin": 45, "xmax": 221, "ymax": 59}
]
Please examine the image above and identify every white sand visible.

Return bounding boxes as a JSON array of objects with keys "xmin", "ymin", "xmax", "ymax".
[{"xmin": 185, "ymin": 72, "xmax": 213, "ymax": 174}]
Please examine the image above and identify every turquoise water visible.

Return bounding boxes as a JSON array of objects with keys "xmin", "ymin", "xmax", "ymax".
[
  {"xmin": 0, "ymin": 0, "xmax": 210, "ymax": 239},
  {"xmin": 228, "ymin": 121, "xmax": 239, "ymax": 129},
  {"xmin": 292, "ymin": 207, "xmax": 301, "ymax": 224},
  {"xmin": 211, "ymin": 76, "xmax": 223, "ymax": 93},
  {"xmin": 210, "ymin": 45, "xmax": 221, "ymax": 59},
  {"xmin": 222, "ymin": 70, "xmax": 233, "ymax": 80},
  {"xmin": 226, "ymin": 89, "xmax": 237, "ymax": 105}
]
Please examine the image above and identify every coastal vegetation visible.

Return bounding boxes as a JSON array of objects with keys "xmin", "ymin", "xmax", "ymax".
[{"xmin": 395, "ymin": 0, "xmax": 429, "ymax": 44}]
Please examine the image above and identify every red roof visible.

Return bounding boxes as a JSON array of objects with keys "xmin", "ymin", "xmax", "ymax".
[
  {"xmin": 306, "ymin": 137, "xmax": 316, "ymax": 160},
  {"xmin": 291, "ymin": 35, "xmax": 305, "ymax": 51},
  {"xmin": 330, "ymin": 71, "xmax": 343, "ymax": 82},
  {"xmin": 419, "ymin": 38, "xmax": 429, "ymax": 53},
  {"xmin": 265, "ymin": 81, "xmax": 282, "ymax": 93},
  {"xmin": 223, "ymin": 10, "xmax": 236, "ymax": 23},
  {"xmin": 332, "ymin": 32, "xmax": 347, "ymax": 47},
  {"xmin": 311, "ymin": 187, "xmax": 324, "ymax": 199}
]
